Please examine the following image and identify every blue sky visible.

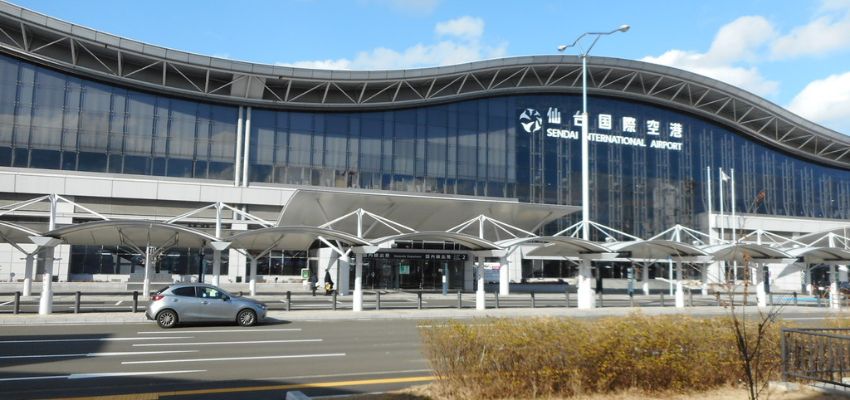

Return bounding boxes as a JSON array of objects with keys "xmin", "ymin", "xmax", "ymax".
[{"xmin": 11, "ymin": 0, "xmax": 850, "ymax": 134}]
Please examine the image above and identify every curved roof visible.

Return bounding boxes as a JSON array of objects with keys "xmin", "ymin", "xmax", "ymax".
[
  {"xmin": 701, "ymin": 243, "xmax": 793, "ymax": 263},
  {"xmin": 0, "ymin": 4, "xmax": 847, "ymax": 168},
  {"xmin": 0, "ymin": 221, "xmax": 40, "ymax": 244},
  {"xmin": 498, "ymin": 236, "xmax": 610, "ymax": 255},
  {"xmin": 604, "ymin": 240, "xmax": 708, "ymax": 261},
  {"xmin": 44, "ymin": 220, "xmax": 217, "ymax": 248},
  {"xmin": 372, "ymin": 231, "xmax": 500, "ymax": 251},
  {"xmin": 227, "ymin": 226, "xmax": 370, "ymax": 251},
  {"xmin": 785, "ymin": 247, "xmax": 850, "ymax": 264}
]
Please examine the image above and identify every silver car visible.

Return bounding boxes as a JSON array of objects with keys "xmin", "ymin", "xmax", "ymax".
[{"xmin": 145, "ymin": 283, "xmax": 267, "ymax": 328}]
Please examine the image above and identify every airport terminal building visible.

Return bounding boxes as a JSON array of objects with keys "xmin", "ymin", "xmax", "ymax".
[{"xmin": 1, "ymin": 3, "xmax": 850, "ymax": 303}]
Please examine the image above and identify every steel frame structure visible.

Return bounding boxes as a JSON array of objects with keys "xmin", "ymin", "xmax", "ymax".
[{"xmin": 0, "ymin": 3, "xmax": 848, "ymax": 169}]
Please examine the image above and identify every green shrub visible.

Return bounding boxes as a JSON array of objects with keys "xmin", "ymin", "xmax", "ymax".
[{"xmin": 420, "ymin": 314, "xmax": 782, "ymax": 399}]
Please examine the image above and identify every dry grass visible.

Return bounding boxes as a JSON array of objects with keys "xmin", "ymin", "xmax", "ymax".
[
  {"xmin": 346, "ymin": 384, "xmax": 844, "ymax": 400},
  {"xmin": 419, "ymin": 314, "xmax": 785, "ymax": 399}
]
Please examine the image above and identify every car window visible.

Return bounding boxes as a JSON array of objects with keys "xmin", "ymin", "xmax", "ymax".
[
  {"xmin": 172, "ymin": 287, "xmax": 196, "ymax": 297},
  {"xmin": 198, "ymin": 287, "xmax": 224, "ymax": 299}
]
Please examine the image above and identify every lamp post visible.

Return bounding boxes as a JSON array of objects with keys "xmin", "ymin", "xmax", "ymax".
[{"xmin": 558, "ymin": 25, "xmax": 629, "ymax": 241}]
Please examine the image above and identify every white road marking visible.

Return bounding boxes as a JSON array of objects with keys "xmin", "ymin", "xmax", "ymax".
[
  {"xmin": 0, "ymin": 301, "xmax": 12, "ymax": 307},
  {"xmin": 122, "ymin": 352, "xmax": 346, "ymax": 365},
  {"xmin": 0, "ymin": 370, "xmax": 206, "ymax": 382},
  {"xmin": 137, "ymin": 328, "xmax": 301, "ymax": 334},
  {"xmin": 115, "ymin": 300, "xmax": 123, "ymax": 306},
  {"xmin": 133, "ymin": 339, "xmax": 322, "ymax": 347},
  {"xmin": 0, "ymin": 336, "xmax": 193, "ymax": 344},
  {"xmin": 0, "ymin": 350, "xmax": 197, "ymax": 360},
  {"xmin": 257, "ymin": 368, "xmax": 432, "ymax": 381}
]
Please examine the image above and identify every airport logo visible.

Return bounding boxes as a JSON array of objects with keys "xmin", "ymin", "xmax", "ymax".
[{"xmin": 518, "ymin": 108, "xmax": 542, "ymax": 133}]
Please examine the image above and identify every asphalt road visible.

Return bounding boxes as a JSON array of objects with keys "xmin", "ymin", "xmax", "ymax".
[{"xmin": 0, "ymin": 319, "xmax": 432, "ymax": 399}]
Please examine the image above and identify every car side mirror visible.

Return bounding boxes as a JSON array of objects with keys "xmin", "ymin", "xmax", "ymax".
[{"xmin": 222, "ymin": 295, "xmax": 230, "ymax": 302}]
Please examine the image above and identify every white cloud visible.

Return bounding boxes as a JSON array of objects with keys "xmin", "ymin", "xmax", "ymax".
[
  {"xmin": 770, "ymin": 12, "xmax": 850, "ymax": 58},
  {"xmin": 278, "ymin": 16, "xmax": 507, "ymax": 70},
  {"xmin": 641, "ymin": 16, "xmax": 779, "ymax": 97},
  {"xmin": 787, "ymin": 71, "xmax": 850, "ymax": 132},
  {"xmin": 435, "ymin": 16, "xmax": 484, "ymax": 40}
]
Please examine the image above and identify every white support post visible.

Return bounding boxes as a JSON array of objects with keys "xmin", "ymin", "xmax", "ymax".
[
  {"xmin": 353, "ymin": 253, "xmax": 363, "ymax": 312},
  {"xmin": 578, "ymin": 258, "xmax": 595, "ymax": 309},
  {"xmin": 755, "ymin": 264, "xmax": 768, "ymax": 308},
  {"xmin": 476, "ymin": 262, "xmax": 485, "ymax": 310},
  {"xmin": 234, "ymin": 106, "xmax": 243, "ymax": 187},
  {"xmin": 675, "ymin": 262, "xmax": 685, "ymax": 308},
  {"xmin": 249, "ymin": 256, "xmax": 258, "ymax": 296},
  {"xmin": 668, "ymin": 258, "xmax": 674, "ymax": 296},
  {"xmin": 142, "ymin": 246, "xmax": 152, "ymax": 298},
  {"xmin": 499, "ymin": 256, "xmax": 509, "ymax": 296},
  {"xmin": 830, "ymin": 264, "xmax": 840, "ymax": 310},
  {"xmin": 22, "ymin": 252, "xmax": 34, "ymax": 297},
  {"xmin": 700, "ymin": 264, "xmax": 708, "ymax": 296},
  {"xmin": 38, "ymin": 247, "xmax": 55, "ymax": 315},
  {"xmin": 805, "ymin": 266, "xmax": 813, "ymax": 295},
  {"xmin": 641, "ymin": 265, "xmax": 650, "ymax": 295},
  {"xmin": 338, "ymin": 255, "xmax": 350, "ymax": 296},
  {"xmin": 212, "ymin": 250, "xmax": 221, "ymax": 287}
]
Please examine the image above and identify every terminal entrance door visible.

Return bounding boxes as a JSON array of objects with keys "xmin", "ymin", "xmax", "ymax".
[{"xmin": 353, "ymin": 254, "xmax": 465, "ymax": 291}]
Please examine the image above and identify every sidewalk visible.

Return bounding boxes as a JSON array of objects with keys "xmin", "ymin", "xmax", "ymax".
[{"xmin": 0, "ymin": 305, "xmax": 838, "ymax": 326}]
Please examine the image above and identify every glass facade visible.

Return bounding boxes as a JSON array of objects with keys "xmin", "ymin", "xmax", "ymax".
[
  {"xmin": 0, "ymin": 54, "xmax": 238, "ymax": 179},
  {"xmin": 4, "ymin": 54, "xmax": 850, "ymax": 277}
]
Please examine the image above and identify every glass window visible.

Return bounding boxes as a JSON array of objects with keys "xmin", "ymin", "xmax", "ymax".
[{"xmin": 172, "ymin": 286, "xmax": 196, "ymax": 297}]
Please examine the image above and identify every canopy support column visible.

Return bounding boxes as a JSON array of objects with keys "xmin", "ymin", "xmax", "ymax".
[
  {"xmin": 22, "ymin": 252, "xmax": 34, "ymax": 297},
  {"xmin": 30, "ymin": 236, "xmax": 61, "ymax": 315},
  {"xmin": 700, "ymin": 265, "xmax": 708, "ymax": 296},
  {"xmin": 830, "ymin": 264, "xmax": 840, "ymax": 310},
  {"xmin": 499, "ymin": 256, "xmax": 509, "ymax": 296},
  {"xmin": 642, "ymin": 264, "xmax": 650, "ymax": 295},
  {"xmin": 675, "ymin": 261, "xmax": 685, "ymax": 308},
  {"xmin": 353, "ymin": 253, "xmax": 363, "ymax": 312},
  {"xmin": 249, "ymin": 256, "xmax": 258, "ymax": 296},
  {"xmin": 212, "ymin": 250, "xmax": 222, "ymax": 287},
  {"xmin": 754, "ymin": 264, "xmax": 767, "ymax": 308},
  {"xmin": 476, "ymin": 262, "xmax": 485, "ymax": 310},
  {"xmin": 142, "ymin": 246, "xmax": 153, "ymax": 298},
  {"xmin": 578, "ymin": 258, "xmax": 595, "ymax": 309}
]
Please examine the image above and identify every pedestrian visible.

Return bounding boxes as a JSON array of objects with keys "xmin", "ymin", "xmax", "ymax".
[
  {"xmin": 308, "ymin": 271, "xmax": 318, "ymax": 296},
  {"xmin": 324, "ymin": 269, "xmax": 334, "ymax": 295}
]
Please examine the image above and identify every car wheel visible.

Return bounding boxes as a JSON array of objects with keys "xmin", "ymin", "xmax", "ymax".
[
  {"xmin": 237, "ymin": 309, "xmax": 257, "ymax": 327},
  {"xmin": 156, "ymin": 309, "xmax": 178, "ymax": 329}
]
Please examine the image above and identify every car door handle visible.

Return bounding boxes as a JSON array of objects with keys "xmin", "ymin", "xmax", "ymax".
[{"xmin": 202, "ymin": 301, "xmax": 209, "ymax": 305}]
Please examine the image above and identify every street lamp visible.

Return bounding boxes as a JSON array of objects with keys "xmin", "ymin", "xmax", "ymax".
[{"xmin": 558, "ymin": 24, "xmax": 629, "ymax": 241}]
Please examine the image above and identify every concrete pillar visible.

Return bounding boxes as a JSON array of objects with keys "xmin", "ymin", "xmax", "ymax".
[
  {"xmin": 249, "ymin": 257, "xmax": 258, "ymax": 296},
  {"xmin": 211, "ymin": 250, "xmax": 221, "ymax": 287},
  {"xmin": 755, "ymin": 264, "xmax": 767, "ymax": 308},
  {"xmin": 353, "ymin": 253, "xmax": 363, "ymax": 312},
  {"xmin": 675, "ymin": 262, "xmax": 685, "ymax": 308},
  {"xmin": 805, "ymin": 266, "xmax": 813, "ymax": 295},
  {"xmin": 499, "ymin": 256, "xmax": 509, "ymax": 296},
  {"xmin": 38, "ymin": 247, "xmax": 55, "ymax": 315},
  {"xmin": 642, "ymin": 265, "xmax": 650, "ymax": 295},
  {"xmin": 142, "ymin": 246, "xmax": 152, "ymax": 298},
  {"xmin": 338, "ymin": 255, "xmax": 350, "ymax": 296},
  {"xmin": 22, "ymin": 252, "xmax": 34, "ymax": 297},
  {"xmin": 700, "ymin": 264, "xmax": 709, "ymax": 296},
  {"xmin": 577, "ymin": 258, "xmax": 595, "ymax": 309},
  {"xmin": 476, "ymin": 262, "xmax": 485, "ymax": 310},
  {"xmin": 708, "ymin": 261, "xmax": 725, "ymax": 283}
]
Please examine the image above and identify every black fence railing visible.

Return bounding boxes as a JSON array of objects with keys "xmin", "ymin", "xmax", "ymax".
[{"xmin": 782, "ymin": 327, "xmax": 850, "ymax": 389}]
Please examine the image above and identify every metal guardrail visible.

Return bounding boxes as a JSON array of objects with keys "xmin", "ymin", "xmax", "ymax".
[{"xmin": 782, "ymin": 327, "xmax": 850, "ymax": 389}]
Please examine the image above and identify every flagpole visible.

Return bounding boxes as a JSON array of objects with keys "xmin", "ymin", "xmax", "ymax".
[{"xmin": 718, "ymin": 168, "xmax": 724, "ymax": 244}]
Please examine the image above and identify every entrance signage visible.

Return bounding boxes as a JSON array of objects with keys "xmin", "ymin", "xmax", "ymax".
[
  {"xmin": 518, "ymin": 107, "xmax": 684, "ymax": 151},
  {"xmin": 364, "ymin": 252, "xmax": 468, "ymax": 261}
]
